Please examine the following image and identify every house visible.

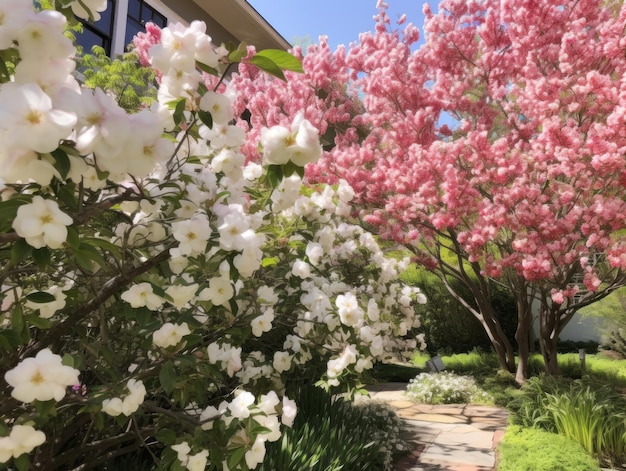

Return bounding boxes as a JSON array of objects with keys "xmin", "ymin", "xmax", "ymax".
[{"xmin": 77, "ymin": 0, "xmax": 290, "ymax": 57}]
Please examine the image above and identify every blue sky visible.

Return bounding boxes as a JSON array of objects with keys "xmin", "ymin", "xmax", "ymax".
[{"xmin": 247, "ymin": 0, "xmax": 436, "ymax": 50}]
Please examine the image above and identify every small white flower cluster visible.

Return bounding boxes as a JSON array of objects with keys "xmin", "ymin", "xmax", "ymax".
[
  {"xmin": 177, "ymin": 390, "xmax": 297, "ymax": 470},
  {"xmin": 101, "ymin": 379, "xmax": 147, "ymax": 416},
  {"xmin": 406, "ymin": 371, "xmax": 492, "ymax": 405},
  {"xmin": 352, "ymin": 401, "xmax": 408, "ymax": 470}
]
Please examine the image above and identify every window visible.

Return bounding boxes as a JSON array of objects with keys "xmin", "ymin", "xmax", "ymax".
[
  {"xmin": 75, "ymin": 0, "xmax": 116, "ymax": 55},
  {"xmin": 125, "ymin": 0, "xmax": 167, "ymax": 49}
]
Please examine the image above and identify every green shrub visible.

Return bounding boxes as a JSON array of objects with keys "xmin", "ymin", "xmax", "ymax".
[
  {"xmin": 509, "ymin": 376, "xmax": 626, "ymax": 468},
  {"xmin": 497, "ymin": 425, "xmax": 601, "ymax": 471},
  {"xmin": 402, "ymin": 269, "xmax": 516, "ymax": 355},
  {"xmin": 406, "ymin": 371, "xmax": 492, "ymax": 404},
  {"xmin": 259, "ymin": 385, "xmax": 406, "ymax": 470}
]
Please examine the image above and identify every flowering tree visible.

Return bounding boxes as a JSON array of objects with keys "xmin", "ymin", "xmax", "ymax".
[
  {"xmin": 0, "ymin": 2, "xmax": 425, "ymax": 469},
  {"xmin": 222, "ymin": 0, "xmax": 626, "ymax": 381}
]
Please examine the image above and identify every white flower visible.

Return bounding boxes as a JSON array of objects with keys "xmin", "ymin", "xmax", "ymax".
[
  {"xmin": 260, "ymin": 113, "xmax": 322, "ymax": 167},
  {"xmin": 101, "ymin": 397, "xmax": 123, "ymax": 417},
  {"xmin": 4, "ymin": 348, "xmax": 80, "ymax": 403},
  {"xmin": 291, "ymin": 259, "xmax": 311, "ymax": 279},
  {"xmin": 0, "ymin": 425, "xmax": 46, "ymax": 463},
  {"xmin": 165, "ymin": 283, "xmax": 198, "ymax": 309},
  {"xmin": 233, "ymin": 247, "xmax": 263, "ymax": 277},
  {"xmin": 121, "ymin": 282, "xmax": 164, "ymax": 310},
  {"xmin": 281, "ymin": 396, "xmax": 297, "ymax": 427},
  {"xmin": 251, "ymin": 309, "xmax": 274, "ymax": 337},
  {"xmin": 186, "ymin": 450, "xmax": 209, "ymax": 471},
  {"xmin": 171, "ymin": 216, "xmax": 212, "ymax": 256},
  {"xmin": 270, "ymin": 174, "xmax": 302, "ymax": 212},
  {"xmin": 200, "ymin": 91, "xmax": 234, "ymax": 125},
  {"xmin": 70, "ymin": 0, "xmax": 107, "ymax": 21},
  {"xmin": 258, "ymin": 391, "xmax": 280, "ymax": 415},
  {"xmin": 273, "ymin": 351, "xmax": 292, "ymax": 373},
  {"xmin": 153, "ymin": 322, "xmax": 191, "ymax": 348},
  {"xmin": 305, "ymin": 242, "xmax": 324, "ymax": 266},
  {"xmin": 0, "ymin": 82, "xmax": 76, "ymax": 154},
  {"xmin": 102, "ymin": 379, "xmax": 146, "ymax": 417},
  {"xmin": 227, "ymin": 391, "xmax": 255, "ymax": 419},
  {"xmin": 12, "ymin": 196, "xmax": 72, "ymax": 249},
  {"xmin": 244, "ymin": 436, "xmax": 266, "ymax": 469},
  {"xmin": 172, "ymin": 441, "xmax": 191, "ymax": 464},
  {"xmin": 257, "ymin": 286, "xmax": 278, "ymax": 304},
  {"xmin": 0, "ymin": 0, "xmax": 34, "ymax": 50},
  {"xmin": 336, "ymin": 292, "xmax": 364, "ymax": 327},
  {"xmin": 199, "ymin": 277, "xmax": 234, "ymax": 306}
]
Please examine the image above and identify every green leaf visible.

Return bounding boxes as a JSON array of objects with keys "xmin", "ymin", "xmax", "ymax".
[
  {"xmin": 154, "ymin": 429, "xmax": 177, "ymax": 444},
  {"xmin": 34, "ymin": 399, "xmax": 57, "ymax": 418},
  {"xmin": 169, "ymin": 98, "xmax": 187, "ymax": 126},
  {"xmin": 32, "ymin": 247, "xmax": 51, "ymax": 270},
  {"xmin": 10, "ymin": 239, "xmax": 32, "ymax": 265},
  {"xmin": 267, "ymin": 165, "xmax": 283, "ymax": 189},
  {"xmin": 73, "ymin": 242, "xmax": 107, "ymax": 272},
  {"xmin": 0, "ymin": 196, "xmax": 30, "ymax": 232},
  {"xmin": 11, "ymin": 306, "xmax": 25, "ymax": 335},
  {"xmin": 66, "ymin": 226, "xmax": 80, "ymax": 249},
  {"xmin": 62, "ymin": 353, "xmax": 75, "ymax": 368},
  {"xmin": 51, "ymin": 148, "xmax": 71, "ymax": 180},
  {"xmin": 227, "ymin": 41, "xmax": 248, "ymax": 63},
  {"xmin": 27, "ymin": 316, "xmax": 52, "ymax": 329},
  {"xmin": 196, "ymin": 61, "xmax": 219, "ymax": 77},
  {"xmin": 26, "ymin": 291, "xmax": 56, "ymax": 303},
  {"xmin": 261, "ymin": 256, "xmax": 280, "ymax": 267},
  {"xmin": 13, "ymin": 453, "xmax": 30, "ymax": 471},
  {"xmin": 0, "ymin": 329, "xmax": 22, "ymax": 350},
  {"xmin": 282, "ymin": 161, "xmax": 301, "ymax": 178},
  {"xmin": 249, "ymin": 54, "xmax": 286, "ymax": 81},
  {"xmin": 252, "ymin": 49, "xmax": 303, "ymax": 73},
  {"xmin": 227, "ymin": 447, "xmax": 246, "ymax": 470},
  {"xmin": 159, "ymin": 361, "xmax": 176, "ymax": 394},
  {"xmin": 198, "ymin": 109, "xmax": 213, "ymax": 129}
]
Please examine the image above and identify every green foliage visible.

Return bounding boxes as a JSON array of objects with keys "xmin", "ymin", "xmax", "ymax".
[
  {"xmin": 580, "ymin": 287, "xmax": 626, "ymax": 356},
  {"xmin": 77, "ymin": 46, "xmax": 157, "ymax": 111},
  {"xmin": 402, "ymin": 267, "xmax": 516, "ymax": 354},
  {"xmin": 406, "ymin": 371, "xmax": 492, "ymax": 404},
  {"xmin": 259, "ymin": 385, "xmax": 406, "ymax": 470},
  {"xmin": 508, "ymin": 376, "xmax": 626, "ymax": 467},
  {"xmin": 497, "ymin": 425, "xmax": 601, "ymax": 471},
  {"xmin": 434, "ymin": 350, "xmax": 501, "ymax": 375}
]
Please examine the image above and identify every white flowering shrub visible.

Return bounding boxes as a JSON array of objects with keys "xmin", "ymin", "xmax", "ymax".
[
  {"xmin": 0, "ymin": 2, "xmax": 425, "ymax": 469},
  {"xmin": 406, "ymin": 372, "xmax": 492, "ymax": 405}
]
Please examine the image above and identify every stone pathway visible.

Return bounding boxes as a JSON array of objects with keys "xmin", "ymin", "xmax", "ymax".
[{"xmin": 362, "ymin": 383, "xmax": 509, "ymax": 471}]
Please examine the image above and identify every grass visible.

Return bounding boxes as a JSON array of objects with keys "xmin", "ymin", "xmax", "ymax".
[{"xmin": 497, "ymin": 425, "xmax": 601, "ymax": 471}]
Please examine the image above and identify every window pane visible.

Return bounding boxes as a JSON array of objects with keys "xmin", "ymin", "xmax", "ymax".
[
  {"xmin": 76, "ymin": 26, "xmax": 108, "ymax": 54},
  {"xmin": 127, "ymin": 0, "xmax": 141, "ymax": 20},
  {"xmin": 140, "ymin": 4, "xmax": 154, "ymax": 23},
  {"xmin": 153, "ymin": 10, "xmax": 167, "ymax": 27},
  {"xmin": 125, "ymin": 20, "xmax": 143, "ymax": 49}
]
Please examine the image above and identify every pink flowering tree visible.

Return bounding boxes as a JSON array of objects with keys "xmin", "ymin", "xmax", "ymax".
[
  {"xmin": 226, "ymin": 0, "xmax": 626, "ymax": 381},
  {"xmin": 0, "ymin": 2, "xmax": 425, "ymax": 469}
]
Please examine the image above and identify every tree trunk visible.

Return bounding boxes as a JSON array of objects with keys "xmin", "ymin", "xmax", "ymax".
[
  {"xmin": 515, "ymin": 322, "xmax": 530, "ymax": 383},
  {"xmin": 540, "ymin": 333, "xmax": 560, "ymax": 375},
  {"xmin": 514, "ymin": 292, "xmax": 534, "ymax": 383},
  {"xmin": 538, "ymin": 303, "xmax": 561, "ymax": 376}
]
